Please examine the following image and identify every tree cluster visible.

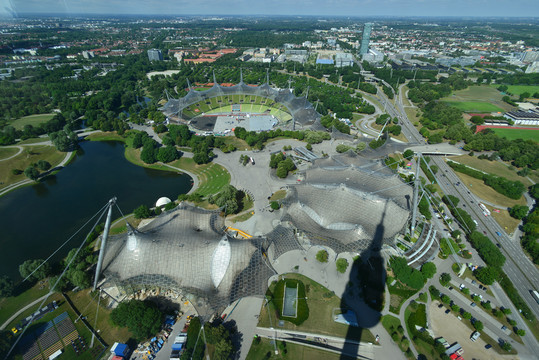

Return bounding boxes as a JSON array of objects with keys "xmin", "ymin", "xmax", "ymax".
[
  {"xmin": 111, "ymin": 300, "xmax": 163, "ymax": 341},
  {"xmin": 269, "ymin": 152, "xmax": 296, "ymax": 179},
  {"xmin": 208, "ymin": 185, "xmax": 243, "ymax": 215},
  {"xmin": 390, "ymin": 256, "xmax": 425, "ymax": 290}
]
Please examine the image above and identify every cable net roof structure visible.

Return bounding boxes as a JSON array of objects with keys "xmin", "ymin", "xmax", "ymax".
[
  {"xmin": 282, "ymin": 156, "xmax": 412, "ymax": 253},
  {"xmin": 161, "ymin": 78, "xmax": 321, "ymax": 128},
  {"xmin": 101, "ymin": 204, "xmax": 275, "ymax": 314}
]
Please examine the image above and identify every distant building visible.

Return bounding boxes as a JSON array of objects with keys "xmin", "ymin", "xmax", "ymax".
[
  {"xmin": 362, "ymin": 49, "xmax": 384, "ymax": 63},
  {"xmin": 525, "ymin": 61, "xmax": 539, "ymax": 74},
  {"xmin": 147, "ymin": 48, "xmax": 163, "ymax": 61},
  {"xmin": 521, "ymin": 51, "xmax": 539, "ymax": 63},
  {"xmin": 360, "ymin": 23, "xmax": 373, "ymax": 55},
  {"xmin": 335, "ymin": 53, "xmax": 355, "ymax": 67},
  {"xmin": 82, "ymin": 51, "xmax": 94, "ymax": 59},
  {"xmin": 504, "ymin": 108, "xmax": 539, "ymax": 125},
  {"xmin": 316, "ymin": 54, "xmax": 334, "ymax": 65}
]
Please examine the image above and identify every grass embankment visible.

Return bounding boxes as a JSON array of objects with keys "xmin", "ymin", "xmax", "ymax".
[
  {"xmin": 370, "ymin": 122, "xmax": 409, "ymax": 143},
  {"xmin": 0, "ymin": 145, "xmax": 66, "ymax": 188},
  {"xmin": 10, "ymin": 113, "xmax": 55, "ymax": 130},
  {"xmin": 448, "ymin": 155, "xmax": 533, "ymax": 186},
  {"xmin": 0, "ymin": 282, "xmax": 51, "ymax": 326},
  {"xmin": 381, "ymin": 315, "xmax": 415, "ymax": 359},
  {"xmin": 257, "ymin": 273, "xmax": 375, "ymax": 342},
  {"xmin": 0, "ymin": 147, "xmax": 19, "ymax": 160},
  {"xmin": 17, "ymin": 137, "xmax": 50, "ymax": 145},
  {"xmin": 444, "ymin": 101, "xmax": 504, "ymax": 113},
  {"xmin": 387, "ymin": 278, "xmax": 418, "ymax": 315},
  {"xmin": 270, "ymin": 190, "xmax": 287, "ymax": 201},
  {"xmin": 491, "ymin": 128, "xmax": 539, "ymax": 142},
  {"xmin": 5, "ymin": 291, "xmax": 110, "ymax": 360},
  {"xmin": 246, "ymin": 337, "xmax": 355, "ymax": 360},
  {"xmin": 484, "ymin": 204, "xmax": 521, "ymax": 234},
  {"xmin": 88, "ymin": 131, "xmax": 231, "ymax": 198},
  {"xmin": 452, "ymin": 171, "xmax": 526, "ymax": 208},
  {"xmin": 489, "ymin": 84, "xmax": 539, "ymax": 97},
  {"xmin": 442, "ymin": 85, "xmax": 512, "ymax": 112}
]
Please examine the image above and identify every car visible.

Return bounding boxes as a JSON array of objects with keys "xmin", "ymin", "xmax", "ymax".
[
  {"xmin": 471, "ymin": 317, "xmax": 477, "ymax": 324},
  {"xmin": 485, "ymin": 344, "xmax": 492, "ymax": 349},
  {"xmin": 449, "ymin": 286, "xmax": 453, "ymax": 290},
  {"xmin": 501, "ymin": 325, "xmax": 507, "ymax": 331},
  {"xmin": 438, "ymin": 304, "xmax": 444, "ymax": 308},
  {"xmin": 457, "ymin": 316, "xmax": 462, "ymax": 320},
  {"xmin": 483, "ymin": 231, "xmax": 487, "ymax": 235},
  {"xmin": 496, "ymin": 231, "xmax": 501, "ymax": 236},
  {"xmin": 496, "ymin": 243, "xmax": 501, "ymax": 248},
  {"xmin": 472, "ymin": 280, "xmax": 477, "ymax": 285},
  {"xmin": 471, "ymin": 302, "xmax": 477, "ymax": 307},
  {"xmin": 445, "ymin": 309, "xmax": 451, "ymax": 314}
]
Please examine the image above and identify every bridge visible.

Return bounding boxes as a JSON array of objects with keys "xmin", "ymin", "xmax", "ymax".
[{"xmin": 405, "ymin": 143, "xmax": 466, "ymax": 156}]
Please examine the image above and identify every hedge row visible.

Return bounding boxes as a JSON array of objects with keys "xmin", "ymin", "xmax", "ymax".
[{"xmin": 447, "ymin": 161, "xmax": 525, "ymax": 200}]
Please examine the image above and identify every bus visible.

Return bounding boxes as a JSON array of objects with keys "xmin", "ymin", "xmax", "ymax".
[{"xmin": 531, "ymin": 290, "xmax": 539, "ymax": 304}]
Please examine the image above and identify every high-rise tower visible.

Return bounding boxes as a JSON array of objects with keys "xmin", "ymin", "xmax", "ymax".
[{"xmin": 360, "ymin": 23, "xmax": 373, "ymax": 55}]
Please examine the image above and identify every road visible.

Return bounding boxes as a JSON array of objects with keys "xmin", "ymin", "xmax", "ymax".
[
  {"xmin": 372, "ymin": 78, "xmax": 539, "ymax": 350},
  {"xmin": 0, "ymin": 293, "xmax": 52, "ymax": 330}
]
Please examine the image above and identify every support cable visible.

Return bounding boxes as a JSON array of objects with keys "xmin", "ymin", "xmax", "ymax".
[
  {"xmin": 4, "ymin": 203, "xmax": 109, "ymax": 360},
  {"xmin": 22, "ymin": 202, "xmax": 109, "ymax": 283}
]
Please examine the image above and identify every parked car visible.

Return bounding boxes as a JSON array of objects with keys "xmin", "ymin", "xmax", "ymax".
[
  {"xmin": 471, "ymin": 302, "xmax": 477, "ymax": 307},
  {"xmin": 485, "ymin": 344, "xmax": 492, "ymax": 349},
  {"xmin": 445, "ymin": 309, "xmax": 451, "ymax": 314},
  {"xmin": 501, "ymin": 325, "xmax": 507, "ymax": 331}
]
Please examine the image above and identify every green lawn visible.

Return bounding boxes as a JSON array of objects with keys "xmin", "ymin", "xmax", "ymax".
[
  {"xmin": 381, "ymin": 315, "xmax": 414, "ymax": 359},
  {"xmin": 0, "ymin": 282, "xmax": 51, "ymax": 326},
  {"xmin": 490, "ymin": 85, "xmax": 539, "ymax": 97},
  {"xmin": 443, "ymin": 101, "xmax": 504, "ymax": 113},
  {"xmin": 246, "ymin": 337, "xmax": 356, "ymax": 360},
  {"xmin": 0, "ymin": 145, "xmax": 66, "ymax": 190},
  {"xmin": 448, "ymin": 155, "xmax": 533, "ymax": 185},
  {"xmin": 10, "ymin": 113, "xmax": 55, "ymax": 130},
  {"xmin": 491, "ymin": 128, "xmax": 539, "ymax": 142},
  {"xmin": 168, "ymin": 157, "xmax": 230, "ymax": 197},
  {"xmin": 0, "ymin": 147, "xmax": 19, "ymax": 160},
  {"xmin": 257, "ymin": 273, "xmax": 375, "ymax": 342}
]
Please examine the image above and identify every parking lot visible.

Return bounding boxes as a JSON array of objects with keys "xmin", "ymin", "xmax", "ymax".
[{"xmin": 429, "ymin": 301, "xmax": 517, "ymax": 360}]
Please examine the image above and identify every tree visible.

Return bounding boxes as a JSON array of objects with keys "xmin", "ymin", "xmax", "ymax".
[
  {"xmin": 157, "ymin": 146, "xmax": 179, "ymax": 163},
  {"xmin": 68, "ymin": 269, "xmax": 91, "ymax": 289},
  {"xmin": 213, "ymin": 338, "xmax": 234, "ymax": 360},
  {"xmin": 474, "ymin": 321, "xmax": 484, "ymax": 331},
  {"xmin": 509, "ymin": 205, "xmax": 529, "ymax": 220},
  {"xmin": 316, "ymin": 250, "xmax": 329, "ymax": 263},
  {"xmin": 49, "ymin": 128, "xmax": 78, "ymax": 152},
  {"xmin": 110, "ymin": 300, "xmax": 163, "ymax": 340},
  {"xmin": 441, "ymin": 295, "xmax": 450, "ymax": 304},
  {"xmin": 462, "ymin": 311, "xmax": 471, "ymax": 320},
  {"xmin": 470, "ymin": 115, "xmax": 484, "ymax": 125},
  {"xmin": 270, "ymin": 201, "xmax": 280, "ymax": 210},
  {"xmin": 49, "ymin": 275, "xmax": 68, "ymax": 292},
  {"xmin": 481, "ymin": 301, "xmax": 492, "ymax": 310},
  {"xmin": 276, "ymin": 163, "xmax": 289, "ymax": 178},
  {"xmin": 19, "ymin": 259, "xmax": 50, "ymax": 281},
  {"xmin": 451, "ymin": 304, "xmax": 460, "ymax": 312},
  {"xmin": 134, "ymin": 205, "xmax": 152, "ymax": 219},
  {"xmin": 0, "ymin": 275, "xmax": 14, "ymax": 297},
  {"xmin": 336, "ymin": 258, "xmax": 349, "ymax": 273},
  {"xmin": 429, "ymin": 285, "xmax": 440, "ymax": 298},
  {"xmin": 440, "ymin": 273, "xmax": 451, "ymax": 287},
  {"xmin": 517, "ymin": 329, "xmax": 526, "ymax": 336},
  {"xmin": 501, "ymin": 341, "xmax": 512, "ymax": 352},
  {"xmin": 36, "ymin": 160, "xmax": 51, "ymax": 171},
  {"xmin": 24, "ymin": 166, "xmax": 40, "ymax": 181},
  {"xmin": 209, "ymin": 185, "xmax": 241, "ymax": 215},
  {"xmin": 140, "ymin": 146, "xmax": 157, "ymax": 164},
  {"xmin": 421, "ymin": 262, "xmax": 437, "ymax": 279},
  {"xmin": 403, "ymin": 149, "xmax": 414, "ymax": 159},
  {"xmin": 474, "ymin": 266, "xmax": 500, "ymax": 285}
]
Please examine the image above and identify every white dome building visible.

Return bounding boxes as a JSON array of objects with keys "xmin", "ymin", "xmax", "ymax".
[{"xmin": 155, "ymin": 197, "xmax": 172, "ymax": 208}]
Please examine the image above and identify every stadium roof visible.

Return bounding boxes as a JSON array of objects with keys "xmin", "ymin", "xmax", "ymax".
[
  {"xmin": 282, "ymin": 155, "xmax": 413, "ymax": 253},
  {"xmin": 161, "ymin": 72, "xmax": 321, "ymax": 128},
  {"xmin": 101, "ymin": 204, "xmax": 275, "ymax": 314}
]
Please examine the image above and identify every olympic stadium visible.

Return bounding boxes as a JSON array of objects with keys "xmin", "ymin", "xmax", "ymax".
[
  {"xmin": 161, "ymin": 72, "xmax": 322, "ymax": 133},
  {"xmin": 97, "ymin": 151, "xmax": 414, "ymax": 316}
]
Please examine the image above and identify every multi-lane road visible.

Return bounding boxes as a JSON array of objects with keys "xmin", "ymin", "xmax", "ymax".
[{"xmin": 372, "ymin": 78, "xmax": 539, "ymax": 322}]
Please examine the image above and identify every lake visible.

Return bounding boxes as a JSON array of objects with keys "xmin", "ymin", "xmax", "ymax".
[{"xmin": 0, "ymin": 140, "xmax": 193, "ymax": 280}]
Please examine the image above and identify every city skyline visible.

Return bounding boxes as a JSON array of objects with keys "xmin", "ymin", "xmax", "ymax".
[{"xmin": 3, "ymin": 0, "xmax": 539, "ymax": 18}]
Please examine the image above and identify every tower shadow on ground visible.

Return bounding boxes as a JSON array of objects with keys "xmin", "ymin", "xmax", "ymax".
[{"xmin": 338, "ymin": 201, "xmax": 389, "ymax": 359}]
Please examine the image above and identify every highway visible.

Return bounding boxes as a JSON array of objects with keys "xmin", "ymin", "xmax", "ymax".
[{"xmin": 372, "ymin": 78, "xmax": 539, "ymax": 322}]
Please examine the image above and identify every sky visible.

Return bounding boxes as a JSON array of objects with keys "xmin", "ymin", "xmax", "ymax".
[{"xmin": 2, "ymin": 0, "xmax": 538, "ymax": 18}]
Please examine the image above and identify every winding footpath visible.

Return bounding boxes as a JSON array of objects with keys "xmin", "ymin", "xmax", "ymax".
[{"xmin": 0, "ymin": 293, "xmax": 52, "ymax": 331}]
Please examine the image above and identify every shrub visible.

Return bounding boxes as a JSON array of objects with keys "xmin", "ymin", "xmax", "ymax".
[
  {"xmin": 336, "ymin": 258, "xmax": 349, "ymax": 273},
  {"xmin": 439, "ymin": 273, "xmax": 451, "ymax": 287},
  {"xmin": 316, "ymin": 250, "xmax": 329, "ymax": 263}
]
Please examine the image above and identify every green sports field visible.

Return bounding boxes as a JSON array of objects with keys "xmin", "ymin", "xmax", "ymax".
[
  {"xmin": 10, "ymin": 113, "xmax": 55, "ymax": 130},
  {"xmin": 443, "ymin": 101, "xmax": 504, "ymax": 113},
  {"xmin": 491, "ymin": 128, "xmax": 539, "ymax": 142},
  {"xmin": 490, "ymin": 85, "xmax": 539, "ymax": 97}
]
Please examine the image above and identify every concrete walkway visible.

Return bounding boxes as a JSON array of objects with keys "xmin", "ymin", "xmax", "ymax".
[{"xmin": 0, "ymin": 293, "xmax": 52, "ymax": 330}]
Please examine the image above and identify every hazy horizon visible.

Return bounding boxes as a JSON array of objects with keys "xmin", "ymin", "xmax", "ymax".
[{"xmin": 2, "ymin": 0, "xmax": 539, "ymax": 18}]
